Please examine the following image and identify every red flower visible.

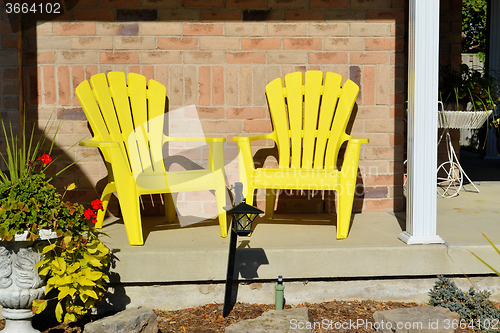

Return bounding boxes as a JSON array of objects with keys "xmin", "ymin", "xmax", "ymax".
[
  {"xmin": 84, "ymin": 208, "xmax": 95, "ymax": 221},
  {"xmin": 37, "ymin": 154, "xmax": 52, "ymax": 165},
  {"xmin": 91, "ymin": 199, "xmax": 104, "ymax": 211}
]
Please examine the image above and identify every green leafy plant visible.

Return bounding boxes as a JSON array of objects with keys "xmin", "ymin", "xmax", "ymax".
[
  {"xmin": 0, "ymin": 116, "xmax": 111, "ymax": 323},
  {"xmin": 33, "ymin": 196, "xmax": 110, "ymax": 323},
  {"xmin": 428, "ymin": 275, "xmax": 500, "ymax": 329},
  {"xmin": 439, "ymin": 64, "xmax": 500, "ymax": 112}
]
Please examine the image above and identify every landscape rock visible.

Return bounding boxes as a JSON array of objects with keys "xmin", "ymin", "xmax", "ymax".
[
  {"xmin": 373, "ymin": 305, "xmax": 460, "ymax": 333},
  {"xmin": 83, "ymin": 307, "xmax": 158, "ymax": 333},
  {"xmin": 225, "ymin": 307, "xmax": 310, "ymax": 333}
]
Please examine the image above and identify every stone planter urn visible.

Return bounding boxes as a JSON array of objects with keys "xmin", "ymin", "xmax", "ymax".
[{"xmin": 0, "ymin": 230, "xmax": 57, "ymax": 333}]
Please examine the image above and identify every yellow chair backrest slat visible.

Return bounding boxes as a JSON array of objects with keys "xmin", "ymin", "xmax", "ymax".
[
  {"xmin": 265, "ymin": 78, "xmax": 290, "ymax": 169},
  {"xmin": 302, "ymin": 70, "xmax": 323, "ymax": 169},
  {"xmin": 324, "ymin": 78, "xmax": 359, "ymax": 169},
  {"xmin": 147, "ymin": 79, "xmax": 168, "ymax": 172}
]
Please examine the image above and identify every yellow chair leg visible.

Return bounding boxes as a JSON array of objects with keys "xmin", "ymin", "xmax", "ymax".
[
  {"xmin": 116, "ymin": 187, "xmax": 144, "ymax": 246},
  {"xmin": 264, "ymin": 189, "xmax": 276, "ymax": 219},
  {"xmin": 215, "ymin": 185, "xmax": 228, "ymax": 237},
  {"xmin": 164, "ymin": 193, "xmax": 177, "ymax": 223},
  {"xmin": 336, "ymin": 181, "xmax": 355, "ymax": 239},
  {"xmin": 95, "ymin": 183, "xmax": 116, "ymax": 229}
]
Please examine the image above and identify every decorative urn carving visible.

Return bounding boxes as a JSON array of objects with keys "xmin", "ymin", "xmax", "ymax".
[{"xmin": 0, "ymin": 231, "xmax": 57, "ymax": 333}]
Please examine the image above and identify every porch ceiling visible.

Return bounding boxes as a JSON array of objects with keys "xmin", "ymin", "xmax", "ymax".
[{"xmin": 103, "ymin": 181, "xmax": 500, "ymax": 284}]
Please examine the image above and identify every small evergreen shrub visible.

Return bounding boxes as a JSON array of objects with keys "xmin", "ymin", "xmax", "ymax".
[{"xmin": 429, "ymin": 275, "xmax": 500, "ymax": 331}]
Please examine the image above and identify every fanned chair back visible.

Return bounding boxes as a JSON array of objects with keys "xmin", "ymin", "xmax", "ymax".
[{"xmin": 265, "ymin": 71, "xmax": 359, "ymax": 170}]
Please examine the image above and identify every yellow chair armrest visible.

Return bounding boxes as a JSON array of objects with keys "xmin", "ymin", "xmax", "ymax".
[
  {"xmin": 233, "ymin": 132, "xmax": 276, "ymax": 142},
  {"xmin": 79, "ymin": 139, "xmax": 120, "ymax": 148},
  {"xmin": 165, "ymin": 136, "xmax": 226, "ymax": 143},
  {"xmin": 348, "ymin": 137, "xmax": 369, "ymax": 144}
]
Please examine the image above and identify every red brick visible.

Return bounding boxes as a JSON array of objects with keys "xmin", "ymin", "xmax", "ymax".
[
  {"xmin": 268, "ymin": 0, "xmax": 308, "ymax": 9},
  {"xmin": 212, "ymin": 66, "xmax": 224, "ymax": 105},
  {"xmin": 285, "ymin": 10, "xmax": 324, "ymax": 21},
  {"xmin": 158, "ymin": 37, "xmax": 198, "ymax": 50},
  {"xmin": 202, "ymin": 120, "xmax": 241, "ymax": 133},
  {"xmin": 362, "ymin": 66, "xmax": 375, "ymax": 105},
  {"xmin": 3, "ymin": 68, "xmax": 18, "ymax": 80},
  {"xmin": 226, "ymin": 0, "xmax": 266, "ymax": 8},
  {"xmin": 284, "ymin": 38, "xmax": 322, "ymax": 50},
  {"xmin": 366, "ymin": 38, "xmax": 404, "ymax": 51},
  {"xmin": 142, "ymin": 66, "xmax": 155, "ymax": 80},
  {"xmin": 43, "ymin": 65, "xmax": 56, "ymax": 105},
  {"xmin": 309, "ymin": 52, "xmax": 348, "ymax": 64},
  {"xmin": 37, "ymin": 51, "xmax": 55, "ymax": 63},
  {"xmin": 244, "ymin": 119, "xmax": 272, "ymax": 133},
  {"xmin": 365, "ymin": 198, "xmax": 394, "ymax": 211},
  {"xmin": 365, "ymin": 119, "xmax": 394, "ymax": 133},
  {"xmin": 72, "ymin": 66, "xmax": 85, "ymax": 105},
  {"xmin": 99, "ymin": 52, "xmax": 139, "ymax": 64},
  {"xmin": 97, "ymin": 23, "xmax": 139, "ymax": 36},
  {"xmin": 227, "ymin": 107, "xmax": 266, "ymax": 119},
  {"xmin": 185, "ymin": 106, "xmax": 224, "ymax": 119},
  {"xmin": 2, "ymin": 36, "xmax": 17, "ymax": 49},
  {"xmin": 156, "ymin": 66, "xmax": 169, "ymax": 89},
  {"xmin": 198, "ymin": 66, "xmax": 211, "ymax": 106},
  {"xmin": 99, "ymin": 0, "xmax": 139, "ymax": 7},
  {"xmin": 310, "ymin": 0, "xmax": 348, "ymax": 8},
  {"xmin": 241, "ymin": 38, "xmax": 281, "ymax": 50},
  {"xmin": 226, "ymin": 52, "xmax": 266, "ymax": 64},
  {"xmin": 55, "ymin": 23, "xmax": 96, "ymax": 35},
  {"xmin": 74, "ymin": 0, "xmax": 97, "ymax": 6},
  {"xmin": 363, "ymin": 186, "xmax": 389, "ymax": 199},
  {"xmin": 366, "ymin": 10, "xmax": 405, "ymax": 23},
  {"xmin": 74, "ymin": 9, "xmax": 115, "ymax": 21},
  {"xmin": 365, "ymin": 174, "xmax": 394, "ymax": 187},
  {"xmin": 351, "ymin": 52, "xmax": 389, "ymax": 64},
  {"xmin": 183, "ymin": 23, "xmax": 223, "ymax": 36},
  {"xmin": 390, "ymin": 134, "xmax": 405, "ymax": 146},
  {"xmin": 184, "ymin": 51, "xmax": 223, "ymax": 64},
  {"xmin": 185, "ymin": 0, "xmax": 224, "ymax": 6},
  {"xmin": 129, "ymin": 65, "xmax": 141, "ymax": 74},
  {"xmin": 365, "ymin": 146, "xmax": 395, "ymax": 160},
  {"xmin": 201, "ymin": 10, "xmax": 241, "ymax": 21},
  {"xmin": 85, "ymin": 65, "xmax": 98, "ymax": 80},
  {"xmin": 57, "ymin": 66, "xmax": 70, "ymax": 106},
  {"xmin": 27, "ymin": 66, "xmax": 39, "ymax": 106}
]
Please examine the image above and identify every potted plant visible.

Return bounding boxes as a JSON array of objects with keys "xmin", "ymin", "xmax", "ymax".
[
  {"xmin": 438, "ymin": 63, "xmax": 499, "ymax": 129},
  {"xmin": 0, "ymin": 118, "xmax": 111, "ymax": 331}
]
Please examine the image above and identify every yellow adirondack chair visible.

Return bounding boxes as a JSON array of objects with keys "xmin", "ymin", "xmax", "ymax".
[
  {"xmin": 233, "ymin": 71, "xmax": 369, "ymax": 239},
  {"xmin": 76, "ymin": 72, "xmax": 227, "ymax": 245}
]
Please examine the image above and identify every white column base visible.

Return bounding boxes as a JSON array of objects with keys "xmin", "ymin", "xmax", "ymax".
[{"xmin": 398, "ymin": 231, "xmax": 444, "ymax": 245}]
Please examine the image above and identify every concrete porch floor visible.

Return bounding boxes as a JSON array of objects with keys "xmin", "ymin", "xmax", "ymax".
[
  {"xmin": 96, "ymin": 153, "xmax": 500, "ymax": 310},
  {"xmin": 102, "ymin": 180, "xmax": 500, "ymax": 285}
]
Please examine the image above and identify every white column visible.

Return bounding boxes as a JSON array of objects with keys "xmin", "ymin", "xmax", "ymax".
[
  {"xmin": 398, "ymin": 0, "xmax": 444, "ymax": 245},
  {"xmin": 485, "ymin": 0, "xmax": 500, "ymax": 159}
]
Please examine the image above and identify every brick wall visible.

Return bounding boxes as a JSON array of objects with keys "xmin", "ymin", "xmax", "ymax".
[{"xmin": 1, "ymin": 0, "xmax": 462, "ymax": 219}]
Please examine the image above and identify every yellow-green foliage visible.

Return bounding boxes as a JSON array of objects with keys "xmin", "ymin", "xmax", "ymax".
[{"xmin": 33, "ymin": 231, "xmax": 110, "ymax": 323}]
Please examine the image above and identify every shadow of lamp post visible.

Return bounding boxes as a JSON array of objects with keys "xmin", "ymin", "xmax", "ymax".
[{"xmin": 223, "ymin": 182, "xmax": 263, "ymax": 317}]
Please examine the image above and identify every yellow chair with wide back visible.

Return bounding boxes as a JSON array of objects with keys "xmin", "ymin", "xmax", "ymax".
[
  {"xmin": 76, "ymin": 72, "xmax": 227, "ymax": 245},
  {"xmin": 233, "ymin": 70, "xmax": 369, "ymax": 239}
]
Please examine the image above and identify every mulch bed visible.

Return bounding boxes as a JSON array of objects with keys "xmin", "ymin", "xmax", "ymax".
[{"xmin": 0, "ymin": 300, "xmax": 480, "ymax": 332}]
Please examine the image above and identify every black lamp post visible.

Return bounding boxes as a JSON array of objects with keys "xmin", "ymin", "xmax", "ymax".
[
  {"xmin": 222, "ymin": 183, "xmax": 263, "ymax": 317},
  {"xmin": 226, "ymin": 198, "xmax": 263, "ymax": 236}
]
